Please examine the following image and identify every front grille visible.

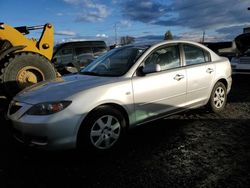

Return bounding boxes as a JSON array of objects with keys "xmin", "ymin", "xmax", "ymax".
[{"xmin": 9, "ymin": 102, "xmax": 22, "ymax": 115}]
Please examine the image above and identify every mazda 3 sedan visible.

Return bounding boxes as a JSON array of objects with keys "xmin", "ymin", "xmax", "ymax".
[{"xmin": 8, "ymin": 41, "xmax": 232, "ymax": 151}]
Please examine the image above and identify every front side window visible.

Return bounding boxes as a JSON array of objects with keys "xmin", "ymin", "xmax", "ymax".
[
  {"xmin": 184, "ymin": 44, "xmax": 210, "ymax": 66},
  {"xmin": 144, "ymin": 45, "xmax": 180, "ymax": 72},
  {"xmin": 53, "ymin": 48, "xmax": 73, "ymax": 65}
]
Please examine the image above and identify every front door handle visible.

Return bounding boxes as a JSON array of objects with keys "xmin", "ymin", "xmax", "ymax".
[
  {"xmin": 206, "ymin": 68, "xmax": 214, "ymax": 74},
  {"xmin": 174, "ymin": 74, "xmax": 184, "ymax": 81}
]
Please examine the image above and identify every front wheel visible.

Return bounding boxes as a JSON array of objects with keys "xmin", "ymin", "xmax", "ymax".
[
  {"xmin": 77, "ymin": 106, "xmax": 126, "ymax": 152},
  {"xmin": 208, "ymin": 82, "xmax": 227, "ymax": 113}
]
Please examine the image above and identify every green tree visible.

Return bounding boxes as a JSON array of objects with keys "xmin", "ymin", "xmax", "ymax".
[{"xmin": 164, "ymin": 30, "xmax": 173, "ymax": 40}]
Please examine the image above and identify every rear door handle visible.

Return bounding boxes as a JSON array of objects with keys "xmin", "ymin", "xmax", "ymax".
[
  {"xmin": 206, "ymin": 68, "xmax": 214, "ymax": 74},
  {"xmin": 174, "ymin": 74, "xmax": 184, "ymax": 81}
]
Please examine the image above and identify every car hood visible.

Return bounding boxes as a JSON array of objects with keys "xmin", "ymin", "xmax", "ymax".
[{"xmin": 15, "ymin": 74, "xmax": 118, "ymax": 104}]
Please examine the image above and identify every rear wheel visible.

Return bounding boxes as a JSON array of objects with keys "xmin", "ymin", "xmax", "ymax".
[
  {"xmin": 0, "ymin": 52, "xmax": 57, "ymax": 97},
  {"xmin": 77, "ymin": 106, "xmax": 126, "ymax": 152},
  {"xmin": 208, "ymin": 82, "xmax": 227, "ymax": 113}
]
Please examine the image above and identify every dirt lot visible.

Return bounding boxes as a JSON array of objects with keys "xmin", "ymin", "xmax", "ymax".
[{"xmin": 0, "ymin": 75, "xmax": 250, "ymax": 188}]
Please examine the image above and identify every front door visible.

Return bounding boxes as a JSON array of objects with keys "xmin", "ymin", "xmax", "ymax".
[{"xmin": 132, "ymin": 45, "xmax": 187, "ymax": 123}]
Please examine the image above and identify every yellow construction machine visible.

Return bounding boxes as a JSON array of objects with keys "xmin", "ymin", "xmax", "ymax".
[{"xmin": 0, "ymin": 23, "xmax": 57, "ymax": 97}]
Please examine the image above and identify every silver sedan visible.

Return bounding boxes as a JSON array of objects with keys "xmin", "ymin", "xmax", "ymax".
[{"xmin": 8, "ymin": 40, "xmax": 232, "ymax": 151}]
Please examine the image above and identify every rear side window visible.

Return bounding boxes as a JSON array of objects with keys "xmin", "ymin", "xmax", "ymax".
[{"xmin": 183, "ymin": 44, "xmax": 210, "ymax": 66}]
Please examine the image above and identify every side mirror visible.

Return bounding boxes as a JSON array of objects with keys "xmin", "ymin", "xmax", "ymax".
[
  {"xmin": 137, "ymin": 64, "xmax": 161, "ymax": 76},
  {"xmin": 143, "ymin": 64, "xmax": 161, "ymax": 74}
]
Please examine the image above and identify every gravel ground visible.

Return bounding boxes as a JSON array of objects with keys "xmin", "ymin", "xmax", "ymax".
[{"xmin": 0, "ymin": 74, "xmax": 250, "ymax": 188}]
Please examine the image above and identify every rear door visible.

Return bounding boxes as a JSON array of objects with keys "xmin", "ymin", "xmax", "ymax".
[{"xmin": 182, "ymin": 44, "xmax": 215, "ymax": 105}]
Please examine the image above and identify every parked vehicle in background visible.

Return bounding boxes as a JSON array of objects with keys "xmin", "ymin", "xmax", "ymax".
[
  {"xmin": 53, "ymin": 40, "xmax": 108, "ymax": 73},
  {"xmin": 203, "ymin": 42, "xmax": 236, "ymax": 61},
  {"xmin": 231, "ymin": 50, "xmax": 250, "ymax": 74},
  {"xmin": 8, "ymin": 40, "xmax": 232, "ymax": 151},
  {"xmin": 0, "ymin": 22, "xmax": 57, "ymax": 97},
  {"xmin": 230, "ymin": 33, "xmax": 250, "ymax": 74}
]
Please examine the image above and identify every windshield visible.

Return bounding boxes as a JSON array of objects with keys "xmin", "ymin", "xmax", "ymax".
[{"xmin": 80, "ymin": 45, "xmax": 149, "ymax": 76}]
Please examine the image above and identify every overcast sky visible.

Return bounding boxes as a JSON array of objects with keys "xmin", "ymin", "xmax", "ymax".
[{"xmin": 1, "ymin": 0, "xmax": 250, "ymax": 44}]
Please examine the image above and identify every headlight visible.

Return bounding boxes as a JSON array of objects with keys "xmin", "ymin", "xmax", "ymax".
[{"xmin": 26, "ymin": 101, "xmax": 72, "ymax": 115}]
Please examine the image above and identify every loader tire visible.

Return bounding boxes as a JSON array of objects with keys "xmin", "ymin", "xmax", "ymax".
[{"xmin": 0, "ymin": 52, "xmax": 57, "ymax": 97}]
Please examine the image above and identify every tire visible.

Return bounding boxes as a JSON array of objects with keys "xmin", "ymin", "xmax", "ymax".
[
  {"xmin": 77, "ymin": 105, "xmax": 127, "ymax": 152},
  {"xmin": 0, "ymin": 52, "xmax": 57, "ymax": 97},
  {"xmin": 208, "ymin": 82, "xmax": 227, "ymax": 113},
  {"xmin": 0, "ymin": 40, "xmax": 12, "ymax": 54}
]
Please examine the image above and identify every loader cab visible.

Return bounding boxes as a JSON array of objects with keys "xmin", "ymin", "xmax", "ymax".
[{"xmin": 53, "ymin": 41, "xmax": 108, "ymax": 72}]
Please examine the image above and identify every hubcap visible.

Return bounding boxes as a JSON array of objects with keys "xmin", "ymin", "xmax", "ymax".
[
  {"xmin": 90, "ymin": 115, "xmax": 121, "ymax": 150},
  {"xmin": 213, "ymin": 86, "xmax": 225, "ymax": 108},
  {"xmin": 16, "ymin": 66, "xmax": 45, "ymax": 89}
]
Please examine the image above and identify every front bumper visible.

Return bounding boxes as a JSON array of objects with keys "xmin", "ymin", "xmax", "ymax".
[{"xmin": 8, "ymin": 101, "xmax": 83, "ymax": 150}]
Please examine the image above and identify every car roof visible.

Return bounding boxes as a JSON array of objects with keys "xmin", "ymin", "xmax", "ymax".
[
  {"xmin": 123, "ymin": 40, "xmax": 214, "ymax": 50},
  {"xmin": 53, "ymin": 40, "xmax": 108, "ymax": 55}
]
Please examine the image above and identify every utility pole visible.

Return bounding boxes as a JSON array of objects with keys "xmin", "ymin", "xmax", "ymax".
[
  {"xmin": 202, "ymin": 30, "xmax": 205, "ymax": 43},
  {"xmin": 114, "ymin": 23, "xmax": 117, "ymax": 45}
]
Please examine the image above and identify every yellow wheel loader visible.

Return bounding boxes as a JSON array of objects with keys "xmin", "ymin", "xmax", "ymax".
[{"xmin": 0, "ymin": 23, "xmax": 57, "ymax": 97}]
